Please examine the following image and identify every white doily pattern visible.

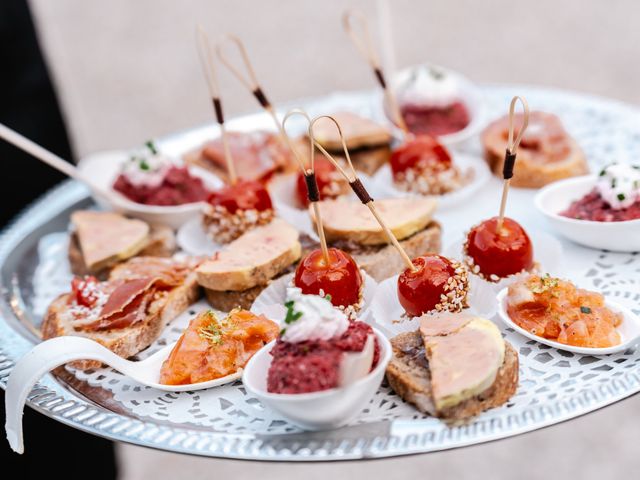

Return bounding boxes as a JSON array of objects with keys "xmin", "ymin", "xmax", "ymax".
[{"xmin": 29, "ymin": 86, "xmax": 640, "ymax": 436}]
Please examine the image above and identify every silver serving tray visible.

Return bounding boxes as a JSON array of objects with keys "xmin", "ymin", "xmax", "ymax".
[{"xmin": 1, "ymin": 86, "xmax": 640, "ymax": 460}]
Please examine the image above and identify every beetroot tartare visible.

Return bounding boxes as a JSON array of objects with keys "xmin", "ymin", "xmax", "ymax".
[
  {"xmin": 268, "ymin": 322, "xmax": 380, "ymax": 394},
  {"xmin": 560, "ymin": 189, "xmax": 640, "ymax": 222},
  {"xmin": 114, "ymin": 166, "xmax": 209, "ymax": 206},
  {"xmin": 113, "ymin": 140, "xmax": 209, "ymax": 206},
  {"xmin": 266, "ymin": 290, "xmax": 379, "ymax": 395}
]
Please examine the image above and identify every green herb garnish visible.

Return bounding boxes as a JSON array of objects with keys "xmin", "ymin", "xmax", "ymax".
[
  {"xmin": 145, "ymin": 140, "xmax": 158, "ymax": 155},
  {"xmin": 530, "ymin": 274, "xmax": 560, "ymax": 294},
  {"xmin": 139, "ymin": 160, "xmax": 150, "ymax": 171},
  {"xmin": 617, "ymin": 193, "xmax": 626, "ymax": 201},
  {"xmin": 324, "ymin": 294, "xmax": 332, "ymax": 302},
  {"xmin": 580, "ymin": 306, "xmax": 592, "ymax": 314},
  {"xmin": 197, "ymin": 310, "xmax": 235, "ymax": 345},
  {"xmin": 284, "ymin": 300, "xmax": 303, "ymax": 325}
]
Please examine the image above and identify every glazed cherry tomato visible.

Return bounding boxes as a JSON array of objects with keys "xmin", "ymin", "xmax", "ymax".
[
  {"xmin": 294, "ymin": 248, "xmax": 363, "ymax": 307},
  {"xmin": 466, "ymin": 216, "xmax": 534, "ymax": 279},
  {"xmin": 207, "ymin": 179, "xmax": 273, "ymax": 214},
  {"xmin": 295, "ymin": 158, "xmax": 342, "ymax": 207},
  {"xmin": 71, "ymin": 276, "xmax": 100, "ymax": 308},
  {"xmin": 397, "ymin": 255, "xmax": 459, "ymax": 317},
  {"xmin": 390, "ymin": 135, "xmax": 452, "ymax": 177}
]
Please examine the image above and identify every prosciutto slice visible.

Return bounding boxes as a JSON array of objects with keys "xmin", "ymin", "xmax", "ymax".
[{"xmin": 73, "ymin": 277, "xmax": 157, "ymax": 331}]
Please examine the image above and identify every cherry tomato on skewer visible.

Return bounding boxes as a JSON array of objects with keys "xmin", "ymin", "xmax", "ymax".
[
  {"xmin": 397, "ymin": 254, "xmax": 468, "ymax": 318},
  {"xmin": 207, "ymin": 179, "xmax": 273, "ymax": 214},
  {"xmin": 465, "ymin": 216, "xmax": 534, "ymax": 280},
  {"xmin": 294, "ymin": 247, "xmax": 363, "ymax": 308}
]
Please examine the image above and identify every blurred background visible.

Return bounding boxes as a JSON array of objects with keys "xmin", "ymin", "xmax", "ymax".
[
  {"xmin": 29, "ymin": 0, "xmax": 640, "ymax": 157},
  {"xmin": 2, "ymin": 0, "xmax": 640, "ymax": 478}
]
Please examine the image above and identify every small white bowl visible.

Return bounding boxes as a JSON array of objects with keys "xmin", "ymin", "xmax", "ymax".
[
  {"xmin": 496, "ymin": 288, "xmax": 640, "ymax": 355},
  {"xmin": 78, "ymin": 150, "xmax": 224, "ymax": 229},
  {"xmin": 242, "ymin": 329, "xmax": 391, "ymax": 430},
  {"xmin": 371, "ymin": 152, "xmax": 491, "ymax": 209},
  {"xmin": 388, "ymin": 63, "xmax": 486, "ymax": 146},
  {"xmin": 535, "ymin": 175, "xmax": 640, "ymax": 252}
]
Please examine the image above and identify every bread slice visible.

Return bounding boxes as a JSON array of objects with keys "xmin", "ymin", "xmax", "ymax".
[
  {"xmin": 331, "ymin": 145, "xmax": 391, "ymax": 175},
  {"xmin": 311, "ymin": 197, "xmax": 437, "ymax": 246},
  {"xmin": 41, "ymin": 264, "xmax": 200, "ymax": 370},
  {"xmin": 197, "ymin": 218, "xmax": 301, "ymax": 292},
  {"xmin": 482, "ymin": 111, "xmax": 589, "ymax": 188},
  {"xmin": 69, "ymin": 222, "xmax": 177, "ymax": 278},
  {"xmin": 386, "ymin": 324, "xmax": 518, "ymax": 422}
]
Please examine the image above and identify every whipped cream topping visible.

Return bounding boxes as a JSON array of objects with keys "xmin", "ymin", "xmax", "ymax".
[
  {"xmin": 280, "ymin": 287, "xmax": 349, "ymax": 343},
  {"xmin": 121, "ymin": 143, "xmax": 173, "ymax": 188},
  {"xmin": 596, "ymin": 163, "xmax": 640, "ymax": 209},
  {"xmin": 396, "ymin": 66, "xmax": 461, "ymax": 108}
]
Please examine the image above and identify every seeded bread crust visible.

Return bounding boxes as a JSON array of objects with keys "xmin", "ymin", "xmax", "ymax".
[
  {"xmin": 386, "ymin": 330, "xmax": 519, "ymax": 422},
  {"xmin": 204, "ymin": 284, "xmax": 266, "ymax": 312},
  {"xmin": 41, "ymin": 272, "xmax": 200, "ymax": 370}
]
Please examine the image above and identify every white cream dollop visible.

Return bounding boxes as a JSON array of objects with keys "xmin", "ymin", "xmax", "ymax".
[
  {"xmin": 396, "ymin": 66, "xmax": 461, "ymax": 108},
  {"xmin": 596, "ymin": 163, "xmax": 640, "ymax": 209},
  {"xmin": 121, "ymin": 147, "xmax": 173, "ymax": 188},
  {"xmin": 280, "ymin": 287, "xmax": 349, "ymax": 343}
]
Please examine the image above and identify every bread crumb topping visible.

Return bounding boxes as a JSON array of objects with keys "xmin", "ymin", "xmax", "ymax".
[{"xmin": 202, "ymin": 205, "xmax": 275, "ymax": 244}]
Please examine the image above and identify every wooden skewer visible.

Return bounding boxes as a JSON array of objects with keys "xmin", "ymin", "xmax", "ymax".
[
  {"xmin": 196, "ymin": 25, "xmax": 237, "ymax": 185},
  {"xmin": 309, "ymin": 115, "xmax": 417, "ymax": 272},
  {"xmin": 282, "ymin": 109, "xmax": 330, "ymax": 266},
  {"xmin": 497, "ymin": 95, "xmax": 530, "ymax": 232},
  {"xmin": 342, "ymin": 9, "xmax": 409, "ymax": 137},
  {"xmin": 0, "ymin": 123, "xmax": 136, "ymax": 210},
  {"xmin": 215, "ymin": 34, "xmax": 289, "ymax": 148}
]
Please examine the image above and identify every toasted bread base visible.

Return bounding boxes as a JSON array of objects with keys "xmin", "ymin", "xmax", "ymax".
[
  {"xmin": 386, "ymin": 330, "xmax": 518, "ymax": 422},
  {"xmin": 484, "ymin": 138, "xmax": 589, "ymax": 188},
  {"xmin": 41, "ymin": 273, "xmax": 200, "ymax": 370},
  {"xmin": 204, "ymin": 283, "xmax": 266, "ymax": 312},
  {"xmin": 324, "ymin": 145, "xmax": 391, "ymax": 176}
]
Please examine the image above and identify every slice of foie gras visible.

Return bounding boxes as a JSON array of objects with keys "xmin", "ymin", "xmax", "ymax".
[
  {"xmin": 311, "ymin": 197, "xmax": 437, "ymax": 246},
  {"xmin": 71, "ymin": 211, "xmax": 150, "ymax": 271},
  {"xmin": 420, "ymin": 314, "xmax": 505, "ymax": 411},
  {"xmin": 196, "ymin": 218, "xmax": 301, "ymax": 292}
]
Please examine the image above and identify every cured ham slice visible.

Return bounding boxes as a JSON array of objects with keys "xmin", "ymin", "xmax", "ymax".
[
  {"xmin": 73, "ymin": 277, "xmax": 157, "ymax": 331},
  {"xmin": 109, "ymin": 257, "xmax": 192, "ymax": 287},
  {"xmin": 200, "ymin": 131, "xmax": 292, "ymax": 183}
]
